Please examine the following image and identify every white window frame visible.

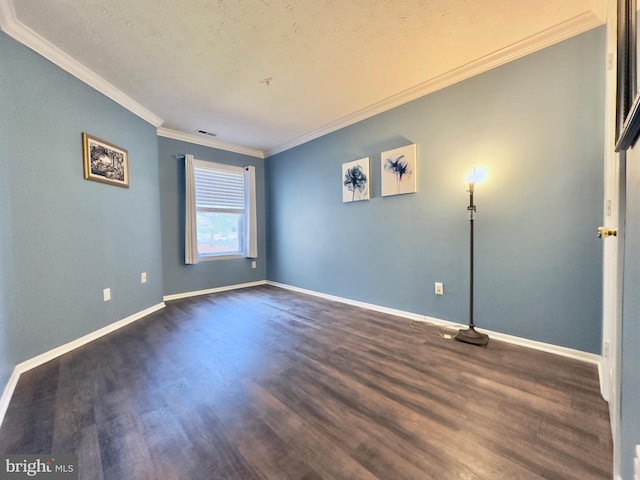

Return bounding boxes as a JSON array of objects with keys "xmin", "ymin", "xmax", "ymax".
[
  {"xmin": 195, "ymin": 160, "xmax": 246, "ymax": 260},
  {"xmin": 185, "ymin": 155, "xmax": 257, "ymax": 264}
]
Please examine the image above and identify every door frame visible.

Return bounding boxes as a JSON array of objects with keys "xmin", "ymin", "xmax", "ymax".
[{"xmin": 603, "ymin": 1, "xmax": 633, "ymax": 476}]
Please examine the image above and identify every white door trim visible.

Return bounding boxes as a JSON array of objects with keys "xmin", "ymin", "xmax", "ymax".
[{"xmin": 602, "ymin": 1, "xmax": 623, "ymax": 477}]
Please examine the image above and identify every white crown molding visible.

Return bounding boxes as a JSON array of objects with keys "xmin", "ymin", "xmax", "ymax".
[
  {"xmin": 266, "ymin": 11, "xmax": 605, "ymax": 157},
  {"xmin": 0, "ymin": 0, "xmax": 163, "ymax": 127},
  {"xmin": 0, "ymin": 0, "xmax": 15, "ymax": 30},
  {"xmin": 267, "ymin": 280, "xmax": 601, "ymax": 366},
  {"xmin": 1, "ymin": 0, "xmax": 604, "ymax": 161},
  {"xmin": 157, "ymin": 128, "xmax": 265, "ymax": 159}
]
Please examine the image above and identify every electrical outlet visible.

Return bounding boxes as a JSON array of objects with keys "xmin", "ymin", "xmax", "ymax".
[
  {"xmin": 603, "ymin": 341, "xmax": 609, "ymax": 359},
  {"xmin": 251, "ymin": 261, "xmax": 257, "ymax": 269},
  {"xmin": 434, "ymin": 282, "xmax": 444, "ymax": 295},
  {"xmin": 103, "ymin": 288, "xmax": 111, "ymax": 302},
  {"xmin": 141, "ymin": 272, "xmax": 147, "ymax": 283}
]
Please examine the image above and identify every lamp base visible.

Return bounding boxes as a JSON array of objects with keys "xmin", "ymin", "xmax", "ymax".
[{"xmin": 455, "ymin": 327, "xmax": 489, "ymax": 346}]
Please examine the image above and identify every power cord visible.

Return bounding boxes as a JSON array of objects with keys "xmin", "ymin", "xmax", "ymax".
[{"xmin": 409, "ymin": 320, "xmax": 460, "ymax": 340}]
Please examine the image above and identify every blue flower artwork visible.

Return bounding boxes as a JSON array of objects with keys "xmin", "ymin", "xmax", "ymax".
[
  {"xmin": 342, "ymin": 158, "xmax": 370, "ymax": 202},
  {"xmin": 381, "ymin": 144, "xmax": 417, "ymax": 196}
]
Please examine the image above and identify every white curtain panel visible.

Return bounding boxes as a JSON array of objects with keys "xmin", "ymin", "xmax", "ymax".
[
  {"xmin": 184, "ymin": 154, "xmax": 199, "ymax": 264},
  {"xmin": 244, "ymin": 165, "xmax": 258, "ymax": 258}
]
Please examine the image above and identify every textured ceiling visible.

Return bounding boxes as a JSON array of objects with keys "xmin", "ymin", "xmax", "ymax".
[{"xmin": 6, "ymin": 0, "xmax": 605, "ymax": 154}]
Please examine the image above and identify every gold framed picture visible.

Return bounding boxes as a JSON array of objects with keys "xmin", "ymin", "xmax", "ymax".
[{"xmin": 82, "ymin": 133, "xmax": 129, "ymax": 188}]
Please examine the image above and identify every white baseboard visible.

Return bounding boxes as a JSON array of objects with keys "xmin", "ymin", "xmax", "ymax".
[
  {"xmin": 267, "ymin": 280, "xmax": 428, "ymax": 322},
  {"xmin": 163, "ymin": 280, "xmax": 267, "ymax": 301},
  {"xmin": 267, "ymin": 281, "xmax": 601, "ymax": 366},
  {"xmin": 0, "ymin": 280, "xmax": 270, "ymax": 427},
  {"xmin": 0, "ymin": 302, "xmax": 165, "ymax": 428},
  {"xmin": 0, "ymin": 368, "xmax": 21, "ymax": 433},
  {"xmin": 0, "ymin": 280, "xmax": 603, "ymax": 429},
  {"xmin": 598, "ymin": 361, "xmax": 606, "ymax": 399}
]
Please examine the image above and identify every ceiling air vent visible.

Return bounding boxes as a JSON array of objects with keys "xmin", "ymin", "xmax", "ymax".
[{"xmin": 196, "ymin": 130, "xmax": 216, "ymax": 137}]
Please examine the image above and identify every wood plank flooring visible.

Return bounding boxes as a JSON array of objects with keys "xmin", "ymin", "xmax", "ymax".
[{"xmin": 0, "ymin": 285, "xmax": 612, "ymax": 479}]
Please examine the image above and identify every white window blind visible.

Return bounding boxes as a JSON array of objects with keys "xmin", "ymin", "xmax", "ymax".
[
  {"xmin": 185, "ymin": 155, "xmax": 257, "ymax": 264},
  {"xmin": 194, "ymin": 165, "xmax": 245, "ymax": 211}
]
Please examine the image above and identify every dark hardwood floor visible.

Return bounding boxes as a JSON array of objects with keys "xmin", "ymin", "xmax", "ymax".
[{"xmin": 0, "ymin": 285, "xmax": 612, "ymax": 479}]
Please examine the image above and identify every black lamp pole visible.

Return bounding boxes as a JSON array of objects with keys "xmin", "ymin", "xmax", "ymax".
[{"xmin": 455, "ymin": 180, "xmax": 489, "ymax": 346}]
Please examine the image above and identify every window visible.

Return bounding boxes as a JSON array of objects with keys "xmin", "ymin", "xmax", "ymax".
[
  {"xmin": 185, "ymin": 155, "xmax": 257, "ymax": 263},
  {"xmin": 195, "ymin": 162, "xmax": 245, "ymax": 257}
]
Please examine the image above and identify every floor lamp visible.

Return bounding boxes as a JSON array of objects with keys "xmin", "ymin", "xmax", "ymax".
[{"xmin": 455, "ymin": 168, "xmax": 489, "ymax": 346}]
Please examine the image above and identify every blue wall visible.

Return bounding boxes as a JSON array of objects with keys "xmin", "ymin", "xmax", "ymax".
[
  {"xmin": 0, "ymin": 97, "xmax": 11, "ymax": 391},
  {"xmin": 621, "ymin": 148, "xmax": 640, "ymax": 480},
  {"xmin": 158, "ymin": 137, "xmax": 267, "ymax": 296},
  {"xmin": 0, "ymin": 32, "xmax": 164, "ymax": 385},
  {"xmin": 0, "ymin": 20, "xmax": 628, "ymax": 472},
  {"xmin": 266, "ymin": 27, "xmax": 605, "ymax": 353}
]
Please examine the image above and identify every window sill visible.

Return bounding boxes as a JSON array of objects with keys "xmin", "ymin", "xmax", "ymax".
[{"xmin": 198, "ymin": 253, "xmax": 245, "ymax": 262}]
